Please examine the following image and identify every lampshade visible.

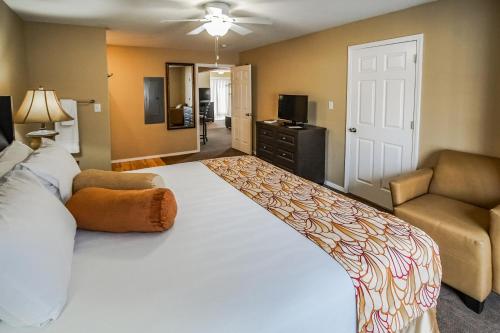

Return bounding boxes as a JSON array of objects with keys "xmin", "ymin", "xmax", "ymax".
[
  {"xmin": 14, "ymin": 88, "xmax": 73, "ymax": 124},
  {"xmin": 204, "ymin": 20, "xmax": 231, "ymax": 37}
]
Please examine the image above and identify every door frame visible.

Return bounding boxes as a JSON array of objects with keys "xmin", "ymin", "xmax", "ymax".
[
  {"xmin": 343, "ymin": 34, "xmax": 424, "ymax": 193},
  {"xmin": 194, "ymin": 63, "xmax": 235, "ymax": 152}
]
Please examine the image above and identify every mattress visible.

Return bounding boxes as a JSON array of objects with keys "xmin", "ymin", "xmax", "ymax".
[{"xmin": 0, "ymin": 162, "xmax": 356, "ymax": 333}]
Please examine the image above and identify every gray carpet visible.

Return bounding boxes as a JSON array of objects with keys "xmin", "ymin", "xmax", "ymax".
[
  {"xmin": 437, "ymin": 285, "xmax": 500, "ymax": 333},
  {"xmin": 201, "ymin": 127, "xmax": 232, "ymax": 154},
  {"xmin": 161, "ymin": 127, "xmax": 244, "ymax": 164}
]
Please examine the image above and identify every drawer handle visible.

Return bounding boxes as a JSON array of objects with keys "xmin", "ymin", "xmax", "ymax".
[
  {"xmin": 263, "ymin": 145, "xmax": 267, "ymax": 149},
  {"xmin": 281, "ymin": 136, "xmax": 286, "ymax": 140},
  {"xmin": 282, "ymin": 153, "xmax": 287, "ymax": 156}
]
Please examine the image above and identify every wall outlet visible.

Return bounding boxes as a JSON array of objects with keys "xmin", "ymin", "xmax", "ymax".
[
  {"xmin": 328, "ymin": 100, "xmax": 334, "ymax": 110},
  {"xmin": 94, "ymin": 103, "xmax": 101, "ymax": 113}
]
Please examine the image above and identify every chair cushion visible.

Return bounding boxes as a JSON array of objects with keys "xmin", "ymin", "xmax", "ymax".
[
  {"xmin": 429, "ymin": 150, "xmax": 500, "ymax": 209},
  {"xmin": 394, "ymin": 194, "xmax": 491, "ymax": 301}
]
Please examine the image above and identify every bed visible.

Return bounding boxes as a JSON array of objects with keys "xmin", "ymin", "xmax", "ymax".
[
  {"xmin": 0, "ymin": 151, "xmax": 441, "ymax": 332},
  {"xmin": 1, "ymin": 161, "xmax": 357, "ymax": 333}
]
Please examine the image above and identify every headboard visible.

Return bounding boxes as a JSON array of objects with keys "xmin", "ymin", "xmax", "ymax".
[{"xmin": 0, "ymin": 96, "xmax": 14, "ymax": 151}]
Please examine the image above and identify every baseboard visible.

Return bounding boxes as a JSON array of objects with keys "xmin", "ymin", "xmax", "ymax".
[
  {"xmin": 111, "ymin": 150, "xmax": 200, "ymax": 163},
  {"xmin": 324, "ymin": 180, "xmax": 347, "ymax": 193}
]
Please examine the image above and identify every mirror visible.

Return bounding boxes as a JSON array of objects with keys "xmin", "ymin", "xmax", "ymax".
[{"xmin": 166, "ymin": 63, "xmax": 195, "ymax": 130}]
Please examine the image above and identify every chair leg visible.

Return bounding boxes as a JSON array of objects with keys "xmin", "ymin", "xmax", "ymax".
[{"xmin": 456, "ymin": 290, "xmax": 485, "ymax": 314}]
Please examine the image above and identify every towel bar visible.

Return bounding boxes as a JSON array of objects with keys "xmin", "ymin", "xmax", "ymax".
[
  {"xmin": 76, "ymin": 99, "xmax": 95, "ymax": 104},
  {"xmin": 60, "ymin": 98, "xmax": 95, "ymax": 105}
]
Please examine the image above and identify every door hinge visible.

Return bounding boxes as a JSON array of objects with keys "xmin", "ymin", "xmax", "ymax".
[{"xmin": 410, "ymin": 121, "xmax": 414, "ymax": 130}]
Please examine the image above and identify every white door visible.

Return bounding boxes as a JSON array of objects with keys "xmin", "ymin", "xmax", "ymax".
[
  {"xmin": 231, "ymin": 65, "xmax": 252, "ymax": 154},
  {"xmin": 347, "ymin": 40, "xmax": 419, "ymax": 209}
]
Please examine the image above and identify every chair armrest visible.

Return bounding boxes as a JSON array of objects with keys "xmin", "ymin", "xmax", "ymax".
[
  {"xmin": 491, "ymin": 205, "xmax": 500, "ymax": 293},
  {"xmin": 389, "ymin": 168, "xmax": 433, "ymax": 206}
]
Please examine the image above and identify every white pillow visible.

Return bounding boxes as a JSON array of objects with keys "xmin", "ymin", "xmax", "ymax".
[
  {"xmin": 0, "ymin": 141, "xmax": 33, "ymax": 178},
  {"xmin": 0, "ymin": 170, "xmax": 76, "ymax": 327},
  {"xmin": 20, "ymin": 139, "xmax": 80, "ymax": 202}
]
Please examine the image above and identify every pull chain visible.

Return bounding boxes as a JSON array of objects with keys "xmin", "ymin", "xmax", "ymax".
[{"xmin": 214, "ymin": 36, "xmax": 220, "ymax": 66}]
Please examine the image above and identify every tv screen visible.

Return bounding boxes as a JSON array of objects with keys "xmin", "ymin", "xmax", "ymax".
[
  {"xmin": 199, "ymin": 88, "xmax": 210, "ymax": 101},
  {"xmin": 278, "ymin": 94, "xmax": 308, "ymax": 124}
]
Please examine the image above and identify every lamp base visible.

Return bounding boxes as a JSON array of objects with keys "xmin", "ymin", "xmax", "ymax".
[{"xmin": 26, "ymin": 130, "xmax": 59, "ymax": 149}]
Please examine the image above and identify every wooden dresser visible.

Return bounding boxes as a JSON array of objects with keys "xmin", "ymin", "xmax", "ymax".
[{"xmin": 256, "ymin": 121, "xmax": 326, "ymax": 184}]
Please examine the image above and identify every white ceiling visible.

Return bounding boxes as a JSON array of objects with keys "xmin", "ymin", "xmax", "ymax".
[{"xmin": 6, "ymin": 0, "xmax": 433, "ymax": 52}]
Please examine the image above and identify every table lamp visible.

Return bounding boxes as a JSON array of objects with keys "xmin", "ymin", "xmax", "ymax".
[{"xmin": 14, "ymin": 87, "xmax": 73, "ymax": 149}]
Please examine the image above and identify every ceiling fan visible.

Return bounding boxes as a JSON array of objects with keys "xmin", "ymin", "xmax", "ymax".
[{"xmin": 161, "ymin": 2, "xmax": 272, "ymax": 37}]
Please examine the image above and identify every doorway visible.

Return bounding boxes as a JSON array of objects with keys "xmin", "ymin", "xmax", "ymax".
[
  {"xmin": 345, "ymin": 35, "xmax": 423, "ymax": 209},
  {"xmin": 196, "ymin": 65, "xmax": 233, "ymax": 154}
]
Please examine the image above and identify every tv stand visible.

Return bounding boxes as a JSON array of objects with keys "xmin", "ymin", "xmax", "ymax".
[{"xmin": 256, "ymin": 121, "xmax": 326, "ymax": 184}]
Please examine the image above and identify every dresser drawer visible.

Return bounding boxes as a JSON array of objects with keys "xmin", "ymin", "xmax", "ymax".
[
  {"xmin": 257, "ymin": 141, "xmax": 274, "ymax": 162},
  {"xmin": 274, "ymin": 160, "xmax": 295, "ymax": 173},
  {"xmin": 276, "ymin": 148, "xmax": 295, "ymax": 163},
  {"xmin": 277, "ymin": 131, "xmax": 296, "ymax": 146},
  {"xmin": 257, "ymin": 126, "xmax": 275, "ymax": 139},
  {"xmin": 257, "ymin": 150, "xmax": 274, "ymax": 163},
  {"xmin": 258, "ymin": 141, "xmax": 274, "ymax": 154},
  {"xmin": 258, "ymin": 134, "xmax": 274, "ymax": 145}
]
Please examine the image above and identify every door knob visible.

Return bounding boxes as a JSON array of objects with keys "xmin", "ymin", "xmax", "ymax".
[
  {"xmin": 348, "ymin": 127, "xmax": 357, "ymax": 133},
  {"xmin": 245, "ymin": 113, "xmax": 252, "ymax": 116}
]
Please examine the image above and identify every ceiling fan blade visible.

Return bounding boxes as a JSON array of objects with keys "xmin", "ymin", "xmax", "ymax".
[
  {"xmin": 231, "ymin": 17, "xmax": 272, "ymax": 25},
  {"xmin": 229, "ymin": 24, "xmax": 252, "ymax": 36},
  {"xmin": 160, "ymin": 18, "xmax": 207, "ymax": 23},
  {"xmin": 187, "ymin": 25, "xmax": 207, "ymax": 35}
]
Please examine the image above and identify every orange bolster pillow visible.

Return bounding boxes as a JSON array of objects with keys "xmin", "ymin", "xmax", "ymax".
[
  {"xmin": 66, "ymin": 187, "xmax": 177, "ymax": 233},
  {"xmin": 73, "ymin": 169, "xmax": 165, "ymax": 193}
]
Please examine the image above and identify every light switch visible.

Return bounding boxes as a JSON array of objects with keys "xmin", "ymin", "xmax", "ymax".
[
  {"xmin": 328, "ymin": 100, "xmax": 334, "ymax": 110},
  {"xmin": 94, "ymin": 103, "xmax": 101, "ymax": 113}
]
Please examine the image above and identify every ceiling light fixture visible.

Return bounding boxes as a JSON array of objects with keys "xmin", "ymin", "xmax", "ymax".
[{"xmin": 203, "ymin": 19, "xmax": 231, "ymax": 37}]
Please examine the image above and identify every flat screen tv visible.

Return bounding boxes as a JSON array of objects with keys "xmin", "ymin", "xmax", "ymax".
[
  {"xmin": 278, "ymin": 94, "xmax": 308, "ymax": 125},
  {"xmin": 199, "ymin": 88, "xmax": 210, "ymax": 101}
]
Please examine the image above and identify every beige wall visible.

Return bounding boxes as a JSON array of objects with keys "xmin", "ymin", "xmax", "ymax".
[
  {"xmin": 107, "ymin": 45, "xmax": 238, "ymax": 161},
  {"xmin": 240, "ymin": 0, "xmax": 500, "ymax": 187},
  {"xmin": 0, "ymin": 0, "xmax": 28, "ymax": 136},
  {"xmin": 24, "ymin": 22, "xmax": 111, "ymax": 170}
]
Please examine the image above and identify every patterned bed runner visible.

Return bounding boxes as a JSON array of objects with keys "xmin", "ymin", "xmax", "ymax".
[{"xmin": 202, "ymin": 156, "xmax": 441, "ymax": 333}]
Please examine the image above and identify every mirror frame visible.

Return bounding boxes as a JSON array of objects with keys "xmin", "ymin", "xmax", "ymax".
[{"xmin": 165, "ymin": 62, "xmax": 196, "ymax": 130}]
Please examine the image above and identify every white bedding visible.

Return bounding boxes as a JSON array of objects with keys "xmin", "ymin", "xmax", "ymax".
[{"xmin": 0, "ymin": 162, "xmax": 356, "ymax": 333}]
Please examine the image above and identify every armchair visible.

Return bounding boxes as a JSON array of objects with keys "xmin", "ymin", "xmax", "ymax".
[{"xmin": 390, "ymin": 150, "xmax": 500, "ymax": 313}]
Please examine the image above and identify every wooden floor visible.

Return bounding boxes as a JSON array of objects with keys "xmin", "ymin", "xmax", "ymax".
[
  {"xmin": 112, "ymin": 148, "xmax": 245, "ymax": 172},
  {"xmin": 112, "ymin": 158, "xmax": 165, "ymax": 171},
  {"xmin": 112, "ymin": 122, "xmax": 242, "ymax": 172}
]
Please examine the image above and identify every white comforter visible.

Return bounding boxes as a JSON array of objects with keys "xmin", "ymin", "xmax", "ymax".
[{"xmin": 0, "ymin": 162, "xmax": 356, "ymax": 333}]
